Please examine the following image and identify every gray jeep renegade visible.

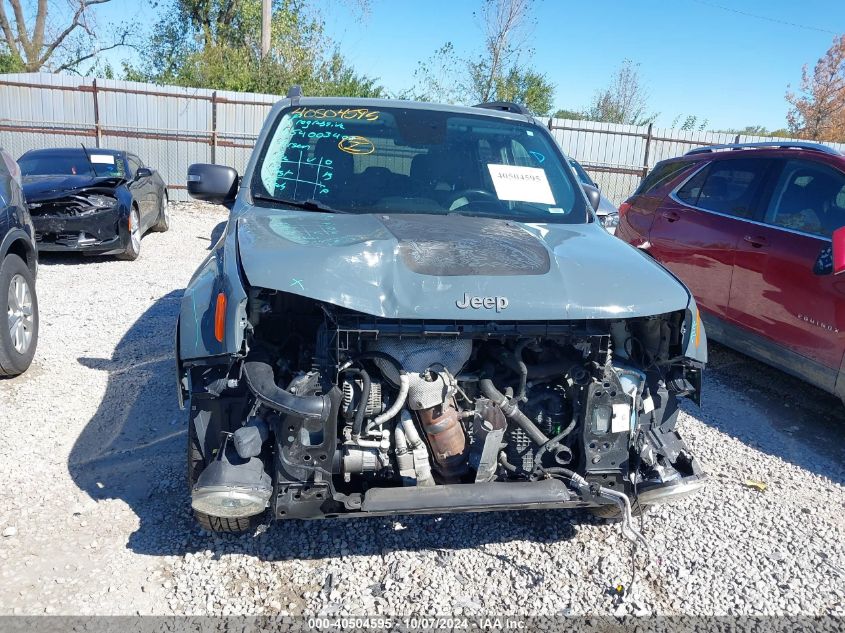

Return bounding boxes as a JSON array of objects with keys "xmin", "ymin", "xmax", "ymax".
[{"xmin": 177, "ymin": 96, "xmax": 707, "ymax": 534}]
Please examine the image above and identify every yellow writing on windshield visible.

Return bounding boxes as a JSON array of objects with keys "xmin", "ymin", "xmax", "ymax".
[
  {"xmin": 338, "ymin": 136, "xmax": 375, "ymax": 155},
  {"xmin": 291, "ymin": 107, "xmax": 380, "ymax": 122}
]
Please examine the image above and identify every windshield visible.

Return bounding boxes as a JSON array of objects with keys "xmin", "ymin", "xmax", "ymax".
[
  {"xmin": 252, "ymin": 105, "xmax": 587, "ymax": 223},
  {"xmin": 19, "ymin": 150, "xmax": 126, "ymax": 178}
]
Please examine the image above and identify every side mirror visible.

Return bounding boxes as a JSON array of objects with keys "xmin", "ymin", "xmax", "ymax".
[
  {"xmin": 834, "ymin": 226, "xmax": 845, "ymax": 275},
  {"xmin": 187, "ymin": 164, "xmax": 238, "ymax": 205},
  {"xmin": 136, "ymin": 167, "xmax": 153, "ymax": 179},
  {"xmin": 582, "ymin": 184, "xmax": 601, "ymax": 212}
]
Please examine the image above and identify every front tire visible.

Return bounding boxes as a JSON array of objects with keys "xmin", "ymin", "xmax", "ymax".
[
  {"xmin": 151, "ymin": 192, "xmax": 170, "ymax": 233},
  {"xmin": 188, "ymin": 415, "xmax": 258, "ymax": 534},
  {"xmin": 116, "ymin": 207, "xmax": 141, "ymax": 261},
  {"xmin": 0, "ymin": 254, "xmax": 38, "ymax": 377}
]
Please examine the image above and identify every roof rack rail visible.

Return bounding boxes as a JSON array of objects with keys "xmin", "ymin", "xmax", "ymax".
[
  {"xmin": 686, "ymin": 141, "xmax": 841, "ymax": 157},
  {"xmin": 473, "ymin": 101, "xmax": 531, "ymax": 116}
]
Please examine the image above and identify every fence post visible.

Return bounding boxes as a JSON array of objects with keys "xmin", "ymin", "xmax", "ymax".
[
  {"xmin": 641, "ymin": 122, "xmax": 653, "ymax": 179},
  {"xmin": 211, "ymin": 91, "xmax": 218, "ymax": 164},
  {"xmin": 92, "ymin": 79, "xmax": 102, "ymax": 148}
]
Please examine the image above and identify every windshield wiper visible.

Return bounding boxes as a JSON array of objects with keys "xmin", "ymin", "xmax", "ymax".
[{"xmin": 252, "ymin": 193, "xmax": 344, "ymax": 214}]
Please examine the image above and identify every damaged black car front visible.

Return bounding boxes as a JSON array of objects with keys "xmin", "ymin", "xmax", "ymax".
[
  {"xmin": 19, "ymin": 147, "xmax": 167, "ymax": 260},
  {"xmin": 177, "ymin": 98, "xmax": 707, "ymax": 537}
]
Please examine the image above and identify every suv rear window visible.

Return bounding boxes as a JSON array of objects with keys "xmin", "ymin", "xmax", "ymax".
[
  {"xmin": 675, "ymin": 158, "xmax": 770, "ymax": 219},
  {"xmin": 251, "ymin": 105, "xmax": 587, "ymax": 224},
  {"xmin": 636, "ymin": 160, "xmax": 690, "ymax": 195}
]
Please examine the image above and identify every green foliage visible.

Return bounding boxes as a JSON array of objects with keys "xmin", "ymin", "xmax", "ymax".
[
  {"xmin": 552, "ymin": 109, "xmax": 586, "ymax": 120},
  {"xmin": 670, "ymin": 114, "xmax": 709, "ymax": 131},
  {"xmin": 0, "ymin": 49, "xmax": 24, "ymax": 73},
  {"xmin": 586, "ymin": 60, "xmax": 657, "ymax": 126},
  {"xmin": 494, "ymin": 68, "xmax": 554, "ymax": 116},
  {"xmin": 125, "ymin": 0, "xmax": 382, "ymax": 97}
]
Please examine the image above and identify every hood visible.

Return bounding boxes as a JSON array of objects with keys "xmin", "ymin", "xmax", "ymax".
[
  {"xmin": 236, "ymin": 209, "xmax": 690, "ymax": 321},
  {"xmin": 23, "ymin": 174, "xmax": 123, "ymax": 200}
]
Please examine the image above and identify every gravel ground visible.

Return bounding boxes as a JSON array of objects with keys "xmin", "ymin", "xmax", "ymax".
[{"xmin": 0, "ymin": 201, "xmax": 843, "ymax": 617}]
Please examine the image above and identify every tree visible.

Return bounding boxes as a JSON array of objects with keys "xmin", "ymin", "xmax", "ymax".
[
  {"xmin": 0, "ymin": 0, "xmax": 131, "ymax": 73},
  {"xmin": 552, "ymin": 108, "xmax": 586, "ymax": 120},
  {"xmin": 494, "ymin": 67, "xmax": 554, "ymax": 115},
  {"xmin": 670, "ymin": 114, "xmax": 708, "ymax": 131},
  {"xmin": 410, "ymin": 0, "xmax": 555, "ymax": 115},
  {"xmin": 408, "ymin": 42, "xmax": 466, "ymax": 105},
  {"xmin": 586, "ymin": 60, "xmax": 657, "ymax": 126},
  {"xmin": 125, "ymin": 0, "xmax": 382, "ymax": 97},
  {"xmin": 786, "ymin": 34, "xmax": 845, "ymax": 142},
  {"xmin": 467, "ymin": 0, "xmax": 532, "ymax": 103}
]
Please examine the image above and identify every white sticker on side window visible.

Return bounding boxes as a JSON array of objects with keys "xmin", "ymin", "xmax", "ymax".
[
  {"xmin": 487, "ymin": 164, "xmax": 554, "ymax": 205},
  {"xmin": 90, "ymin": 154, "xmax": 115, "ymax": 164}
]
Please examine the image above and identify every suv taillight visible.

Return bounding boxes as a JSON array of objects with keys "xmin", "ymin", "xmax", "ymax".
[{"xmin": 618, "ymin": 201, "xmax": 632, "ymax": 218}]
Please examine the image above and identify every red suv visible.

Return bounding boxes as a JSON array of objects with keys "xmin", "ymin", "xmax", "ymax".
[{"xmin": 617, "ymin": 141, "xmax": 845, "ymax": 400}]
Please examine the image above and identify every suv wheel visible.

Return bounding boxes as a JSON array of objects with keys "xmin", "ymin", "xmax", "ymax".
[
  {"xmin": 0, "ymin": 254, "xmax": 38, "ymax": 376},
  {"xmin": 188, "ymin": 416, "xmax": 260, "ymax": 533}
]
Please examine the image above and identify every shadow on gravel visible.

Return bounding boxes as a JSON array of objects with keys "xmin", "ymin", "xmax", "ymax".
[
  {"xmin": 693, "ymin": 342, "xmax": 845, "ymax": 485},
  {"xmin": 37, "ymin": 251, "xmax": 116, "ymax": 266},
  {"xmin": 208, "ymin": 221, "xmax": 227, "ymax": 249},
  {"xmin": 67, "ymin": 292, "xmax": 587, "ymax": 560},
  {"xmin": 68, "ymin": 290, "xmax": 191, "ymax": 556}
]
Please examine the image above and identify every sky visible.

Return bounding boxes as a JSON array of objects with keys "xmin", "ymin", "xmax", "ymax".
[{"xmin": 95, "ymin": 0, "xmax": 845, "ymax": 131}]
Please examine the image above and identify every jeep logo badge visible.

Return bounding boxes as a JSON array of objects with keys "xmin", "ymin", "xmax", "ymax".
[{"xmin": 456, "ymin": 293, "xmax": 509, "ymax": 312}]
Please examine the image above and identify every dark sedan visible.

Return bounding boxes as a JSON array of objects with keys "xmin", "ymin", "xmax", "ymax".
[{"xmin": 18, "ymin": 148, "xmax": 170, "ymax": 260}]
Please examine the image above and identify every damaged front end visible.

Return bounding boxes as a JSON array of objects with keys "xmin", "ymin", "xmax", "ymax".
[
  {"xmin": 27, "ymin": 188, "xmax": 127, "ymax": 252},
  {"xmin": 180, "ymin": 281, "xmax": 706, "ymax": 529}
]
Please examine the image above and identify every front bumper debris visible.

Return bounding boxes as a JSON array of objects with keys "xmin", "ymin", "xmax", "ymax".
[{"xmin": 32, "ymin": 207, "xmax": 123, "ymax": 252}]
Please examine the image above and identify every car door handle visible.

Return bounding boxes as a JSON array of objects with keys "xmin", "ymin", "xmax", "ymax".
[
  {"xmin": 743, "ymin": 235, "xmax": 768, "ymax": 248},
  {"xmin": 661, "ymin": 210, "xmax": 680, "ymax": 222}
]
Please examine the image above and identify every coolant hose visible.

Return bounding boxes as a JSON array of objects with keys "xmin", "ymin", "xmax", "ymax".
[
  {"xmin": 479, "ymin": 378, "xmax": 549, "ymax": 446},
  {"xmin": 342, "ymin": 351, "xmax": 409, "ymax": 426},
  {"xmin": 339, "ymin": 366, "xmax": 371, "ymax": 438},
  {"xmin": 374, "ymin": 372, "xmax": 409, "ymax": 425},
  {"xmin": 243, "ymin": 357, "xmax": 332, "ymax": 422}
]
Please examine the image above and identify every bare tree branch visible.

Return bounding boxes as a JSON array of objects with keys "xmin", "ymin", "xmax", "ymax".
[
  {"xmin": 53, "ymin": 37, "xmax": 128, "ymax": 73},
  {"xmin": 0, "ymin": 3, "xmax": 20, "ymax": 56},
  {"xmin": 1, "ymin": 0, "xmax": 120, "ymax": 72}
]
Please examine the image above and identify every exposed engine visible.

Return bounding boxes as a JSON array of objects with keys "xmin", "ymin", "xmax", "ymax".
[{"xmin": 186, "ymin": 288, "xmax": 705, "ymax": 526}]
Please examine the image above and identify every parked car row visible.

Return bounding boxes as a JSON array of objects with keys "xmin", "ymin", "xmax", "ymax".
[{"xmin": 0, "ymin": 146, "xmax": 168, "ymax": 376}]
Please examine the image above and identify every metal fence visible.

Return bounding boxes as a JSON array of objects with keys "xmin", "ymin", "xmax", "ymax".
[
  {"xmin": 2, "ymin": 72, "xmax": 845, "ymax": 204},
  {"xmin": 0, "ymin": 73, "xmax": 276, "ymax": 201},
  {"xmin": 547, "ymin": 119, "xmax": 845, "ymax": 205}
]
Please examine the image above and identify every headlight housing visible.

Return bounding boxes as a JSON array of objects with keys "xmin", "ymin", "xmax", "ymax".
[{"xmin": 84, "ymin": 194, "xmax": 118, "ymax": 209}]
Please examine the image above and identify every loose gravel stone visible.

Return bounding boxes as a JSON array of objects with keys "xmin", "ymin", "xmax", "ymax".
[{"xmin": 0, "ymin": 201, "xmax": 843, "ymax": 617}]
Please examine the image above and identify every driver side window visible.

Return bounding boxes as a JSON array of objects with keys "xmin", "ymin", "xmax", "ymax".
[
  {"xmin": 127, "ymin": 156, "xmax": 141, "ymax": 178},
  {"xmin": 765, "ymin": 159, "xmax": 845, "ymax": 238}
]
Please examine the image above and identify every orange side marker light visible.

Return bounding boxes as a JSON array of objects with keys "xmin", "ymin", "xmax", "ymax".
[{"xmin": 214, "ymin": 293, "xmax": 226, "ymax": 343}]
